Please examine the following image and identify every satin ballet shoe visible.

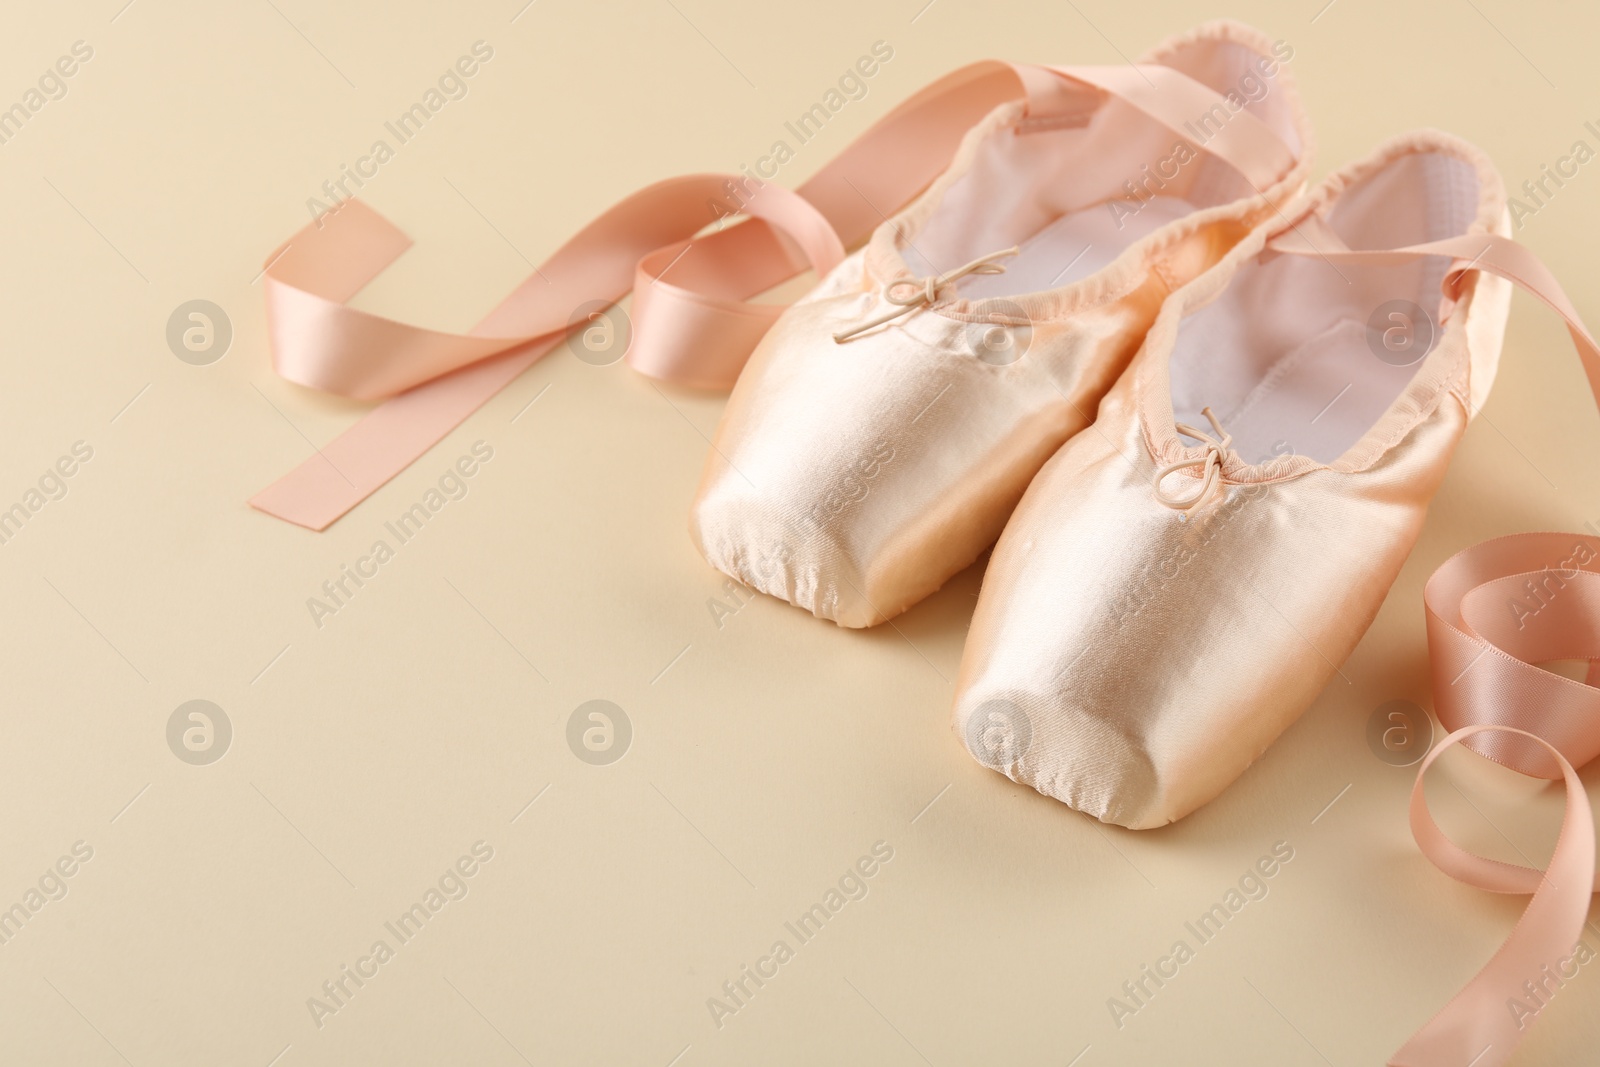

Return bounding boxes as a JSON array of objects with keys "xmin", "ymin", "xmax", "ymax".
[
  {"xmin": 948, "ymin": 128, "xmax": 1600, "ymax": 828},
  {"xmin": 689, "ymin": 21, "xmax": 1312, "ymax": 627}
]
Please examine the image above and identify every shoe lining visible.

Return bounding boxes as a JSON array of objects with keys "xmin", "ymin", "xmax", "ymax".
[
  {"xmin": 897, "ymin": 38, "xmax": 1299, "ymax": 300},
  {"xmin": 914, "ymin": 195, "xmax": 1197, "ymax": 298},
  {"xmin": 1168, "ymin": 150, "xmax": 1483, "ymax": 464}
]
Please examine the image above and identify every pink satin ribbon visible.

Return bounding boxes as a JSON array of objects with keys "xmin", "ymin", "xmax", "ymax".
[
  {"xmin": 1391, "ymin": 536, "xmax": 1600, "ymax": 1067},
  {"xmin": 250, "ymin": 61, "xmax": 1295, "ymax": 531},
  {"xmin": 1277, "ymin": 223, "xmax": 1600, "ymax": 1064}
]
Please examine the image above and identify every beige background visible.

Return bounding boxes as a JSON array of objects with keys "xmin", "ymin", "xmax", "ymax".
[{"xmin": 3, "ymin": 0, "xmax": 1599, "ymax": 1063}]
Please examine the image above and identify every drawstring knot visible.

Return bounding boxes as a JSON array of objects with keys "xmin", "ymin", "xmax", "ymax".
[
  {"xmin": 1153, "ymin": 406, "xmax": 1233, "ymax": 514},
  {"xmin": 833, "ymin": 247, "xmax": 1019, "ymax": 343}
]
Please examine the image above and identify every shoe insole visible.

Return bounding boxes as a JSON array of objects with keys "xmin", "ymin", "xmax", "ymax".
[
  {"xmin": 1216, "ymin": 318, "xmax": 1426, "ymax": 464},
  {"xmin": 905, "ymin": 196, "xmax": 1198, "ymax": 301}
]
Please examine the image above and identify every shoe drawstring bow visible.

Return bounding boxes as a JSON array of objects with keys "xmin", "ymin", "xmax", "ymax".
[
  {"xmin": 1153, "ymin": 406, "xmax": 1234, "ymax": 514},
  {"xmin": 833, "ymin": 247, "xmax": 1019, "ymax": 343}
]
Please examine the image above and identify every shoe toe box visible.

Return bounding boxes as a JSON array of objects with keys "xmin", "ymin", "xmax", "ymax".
[
  {"xmin": 691, "ymin": 290, "xmax": 1086, "ymax": 627},
  {"xmin": 953, "ymin": 424, "xmax": 1431, "ymax": 828}
]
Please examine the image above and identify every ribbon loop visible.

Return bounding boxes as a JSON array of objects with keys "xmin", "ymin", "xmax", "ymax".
[
  {"xmin": 1393, "ymin": 723, "xmax": 1596, "ymax": 1067},
  {"xmin": 1427, "ymin": 535, "xmax": 1600, "ymax": 778},
  {"xmin": 1393, "ymin": 540, "xmax": 1600, "ymax": 1066},
  {"xmin": 629, "ymin": 181, "xmax": 846, "ymax": 388}
]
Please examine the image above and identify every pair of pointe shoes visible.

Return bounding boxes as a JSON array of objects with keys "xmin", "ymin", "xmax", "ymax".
[{"xmin": 686, "ymin": 21, "xmax": 1561, "ymax": 828}]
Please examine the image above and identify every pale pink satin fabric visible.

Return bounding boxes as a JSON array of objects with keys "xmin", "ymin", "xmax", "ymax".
[{"xmin": 251, "ymin": 61, "xmax": 1294, "ymax": 530}]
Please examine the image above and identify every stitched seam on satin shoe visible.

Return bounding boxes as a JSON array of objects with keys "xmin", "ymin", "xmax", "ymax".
[
  {"xmin": 1447, "ymin": 354, "xmax": 1474, "ymax": 410},
  {"xmin": 1014, "ymin": 110, "xmax": 1097, "ymax": 134},
  {"xmin": 1148, "ymin": 255, "xmax": 1184, "ymax": 297}
]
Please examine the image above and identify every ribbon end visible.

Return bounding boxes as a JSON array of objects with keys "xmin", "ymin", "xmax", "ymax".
[{"xmin": 248, "ymin": 490, "xmax": 343, "ymax": 533}]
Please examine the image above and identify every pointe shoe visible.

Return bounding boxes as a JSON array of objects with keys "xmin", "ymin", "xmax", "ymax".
[
  {"xmin": 689, "ymin": 21, "xmax": 1312, "ymax": 627},
  {"xmin": 951, "ymin": 130, "xmax": 1553, "ymax": 828}
]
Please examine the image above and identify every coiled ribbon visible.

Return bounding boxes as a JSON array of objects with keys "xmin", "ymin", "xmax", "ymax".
[{"xmin": 1392, "ymin": 534, "xmax": 1600, "ymax": 1066}]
